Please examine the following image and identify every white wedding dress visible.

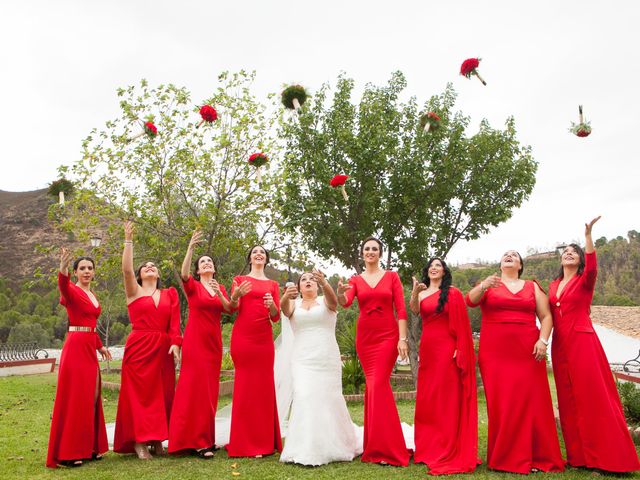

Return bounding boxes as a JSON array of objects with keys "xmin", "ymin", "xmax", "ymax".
[{"xmin": 278, "ymin": 297, "xmax": 363, "ymax": 465}]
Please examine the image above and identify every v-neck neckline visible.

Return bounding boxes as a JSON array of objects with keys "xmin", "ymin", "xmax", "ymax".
[
  {"xmin": 501, "ymin": 280, "xmax": 526, "ymax": 296},
  {"xmin": 556, "ymin": 274, "xmax": 577, "ymax": 299},
  {"xmin": 76, "ymin": 284, "xmax": 100, "ymax": 309},
  {"xmin": 199, "ymin": 280, "xmax": 217, "ymax": 299},
  {"xmin": 361, "ymin": 270, "xmax": 387, "ymax": 290}
]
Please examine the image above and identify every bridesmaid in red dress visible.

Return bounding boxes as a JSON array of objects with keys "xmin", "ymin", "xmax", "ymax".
[
  {"xmin": 225, "ymin": 245, "xmax": 282, "ymax": 457},
  {"xmin": 47, "ymin": 248, "xmax": 111, "ymax": 468},
  {"xmin": 114, "ymin": 221, "xmax": 182, "ymax": 459},
  {"xmin": 466, "ymin": 250, "xmax": 564, "ymax": 474},
  {"xmin": 337, "ymin": 237, "xmax": 410, "ymax": 466},
  {"xmin": 169, "ymin": 230, "xmax": 231, "ymax": 458},
  {"xmin": 409, "ymin": 257, "xmax": 478, "ymax": 475},
  {"xmin": 550, "ymin": 217, "xmax": 640, "ymax": 472}
]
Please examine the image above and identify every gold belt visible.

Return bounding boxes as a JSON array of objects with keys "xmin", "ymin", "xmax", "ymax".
[{"xmin": 68, "ymin": 326, "xmax": 95, "ymax": 333}]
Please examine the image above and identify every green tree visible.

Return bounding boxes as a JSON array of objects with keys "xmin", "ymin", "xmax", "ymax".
[
  {"xmin": 279, "ymin": 72, "xmax": 537, "ymax": 382},
  {"xmin": 56, "ymin": 71, "xmax": 285, "ymax": 317}
]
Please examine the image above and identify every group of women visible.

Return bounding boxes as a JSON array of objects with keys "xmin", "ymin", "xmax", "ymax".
[{"xmin": 47, "ymin": 217, "xmax": 640, "ymax": 474}]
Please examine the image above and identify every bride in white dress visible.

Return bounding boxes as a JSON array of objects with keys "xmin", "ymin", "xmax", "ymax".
[{"xmin": 278, "ymin": 270, "xmax": 362, "ymax": 466}]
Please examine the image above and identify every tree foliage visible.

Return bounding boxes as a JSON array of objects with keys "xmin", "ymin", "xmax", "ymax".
[{"xmin": 279, "ymin": 71, "xmax": 537, "ymax": 275}]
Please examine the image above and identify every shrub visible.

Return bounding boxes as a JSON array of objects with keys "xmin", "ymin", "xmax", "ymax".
[{"xmin": 617, "ymin": 381, "xmax": 640, "ymax": 423}]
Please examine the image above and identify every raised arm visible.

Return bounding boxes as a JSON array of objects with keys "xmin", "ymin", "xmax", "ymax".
[
  {"xmin": 181, "ymin": 229, "xmax": 203, "ymax": 281},
  {"xmin": 584, "ymin": 216, "xmax": 601, "ymax": 254},
  {"xmin": 466, "ymin": 274, "xmax": 501, "ymax": 306},
  {"xmin": 58, "ymin": 247, "xmax": 73, "ymax": 302},
  {"xmin": 313, "ymin": 269, "xmax": 338, "ymax": 312},
  {"xmin": 583, "ymin": 216, "xmax": 601, "ymax": 291},
  {"xmin": 122, "ymin": 221, "xmax": 139, "ymax": 300},
  {"xmin": 280, "ymin": 283, "xmax": 298, "ymax": 318},
  {"xmin": 409, "ymin": 276, "xmax": 427, "ymax": 314},
  {"xmin": 337, "ymin": 277, "xmax": 356, "ymax": 308},
  {"xmin": 533, "ymin": 282, "xmax": 552, "ymax": 361},
  {"xmin": 208, "ymin": 279, "xmax": 232, "ymax": 313}
]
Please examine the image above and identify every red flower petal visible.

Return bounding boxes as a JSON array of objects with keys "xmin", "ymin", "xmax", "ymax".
[
  {"xmin": 460, "ymin": 58, "xmax": 480, "ymax": 76},
  {"xmin": 199, "ymin": 105, "xmax": 218, "ymax": 122},
  {"xmin": 330, "ymin": 174, "xmax": 349, "ymax": 187}
]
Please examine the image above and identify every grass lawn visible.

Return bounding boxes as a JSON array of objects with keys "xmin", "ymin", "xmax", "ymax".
[{"xmin": 1, "ymin": 373, "xmax": 638, "ymax": 480}]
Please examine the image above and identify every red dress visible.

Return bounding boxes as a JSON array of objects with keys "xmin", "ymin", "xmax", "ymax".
[
  {"xmin": 549, "ymin": 251, "xmax": 640, "ymax": 472},
  {"xmin": 466, "ymin": 281, "xmax": 564, "ymax": 474},
  {"xmin": 225, "ymin": 276, "xmax": 282, "ymax": 457},
  {"xmin": 414, "ymin": 287, "xmax": 479, "ymax": 475},
  {"xmin": 168, "ymin": 277, "xmax": 229, "ymax": 453},
  {"xmin": 343, "ymin": 271, "xmax": 410, "ymax": 466},
  {"xmin": 46, "ymin": 273, "xmax": 108, "ymax": 468},
  {"xmin": 114, "ymin": 288, "xmax": 182, "ymax": 453}
]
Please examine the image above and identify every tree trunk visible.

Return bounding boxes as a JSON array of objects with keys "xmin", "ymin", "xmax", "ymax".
[{"xmin": 408, "ymin": 310, "xmax": 422, "ymax": 388}]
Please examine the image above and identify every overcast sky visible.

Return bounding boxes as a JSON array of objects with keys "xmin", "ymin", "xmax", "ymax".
[{"xmin": 2, "ymin": 0, "xmax": 639, "ymax": 266}]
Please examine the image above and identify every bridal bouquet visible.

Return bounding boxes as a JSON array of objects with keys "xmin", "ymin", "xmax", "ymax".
[
  {"xmin": 569, "ymin": 105, "xmax": 592, "ymax": 137},
  {"xmin": 281, "ymin": 85, "xmax": 308, "ymax": 112},
  {"xmin": 197, "ymin": 105, "xmax": 218, "ymax": 128},
  {"xmin": 330, "ymin": 174, "xmax": 349, "ymax": 201},
  {"xmin": 460, "ymin": 57, "xmax": 487, "ymax": 86},
  {"xmin": 419, "ymin": 112, "xmax": 441, "ymax": 133},
  {"xmin": 127, "ymin": 121, "xmax": 158, "ymax": 142},
  {"xmin": 248, "ymin": 153, "xmax": 269, "ymax": 184}
]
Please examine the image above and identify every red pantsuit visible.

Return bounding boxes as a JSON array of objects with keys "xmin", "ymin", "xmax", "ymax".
[
  {"xmin": 550, "ymin": 251, "xmax": 640, "ymax": 472},
  {"xmin": 46, "ymin": 273, "xmax": 108, "ymax": 468},
  {"xmin": 114, "ymin": 288, "xmax": 182, "ymax": 453},
  {"xmin": 225, "ymin": 276, "xmax": 282, "ymax": 457},
  {"xmin": 168, "ymin": 276, "xmax": 229, "ymax": 453},
  {"xmin": 344, "ymin": 271, "xmax": 410, "ymax": 466},
  {"xmin": 467, "ymin": 281, "xmax": 564, "ymax": 474},
  {"xmin": 414, "ymin": 287, "xmax": 479, "ymax": 475}
]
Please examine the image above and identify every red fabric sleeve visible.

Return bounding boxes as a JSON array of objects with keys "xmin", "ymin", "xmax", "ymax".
[
  {"xmin": 465, "ymin": 287, "xmax": 485, "ymax": 307},
  {"xmin": 448, "ymin": 288, "xmax": 475, "ymax": 377},
  {"xmin": 218, "ymin": 283, "xmax": 230, "ymax": 302},
  {"xmin": 391, "ymin": 272, "xmax": 407, "ymax": 320},
  {"xmin": 343, "ymin": 276, "xmax": 358, "ymax": 308},
  {"xmin": 57, "ymin": 272, "xmax": 72, "ymax": 306},
  {"xmin": 167, "ymin": 287, "xmax": 183, "ymax": 347},
  {"xmin": 270, "ymin": 281, "xmax": 281, "ymax": 322},
  {"xmin": 95, "ymin": 334, "xmax": 104, "ymax": 350},
  {"xmin": 182, "ymin": 275, "xmax": 196, "ymax": 295},
  {"xmin": 583, "ymin": 251, "xmax": 597, "ymax": 292}
]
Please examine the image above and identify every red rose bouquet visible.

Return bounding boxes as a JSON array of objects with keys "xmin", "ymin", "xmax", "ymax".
[
  {"xmin": 419, "ymin": 112, "xmax": 441, "ymax": 133},
  {"xmin": 127, "ymin": 121, "xmax": 158, "ymax": 142},
  {"xmin": 569, "ymin": 105, "xmax": 592, "ymax": 137},
  {"xmin": 197, "ymin": 105, "xmax": 218, "ymax": 128},
  {"xmin": 281, "ymin": 85, "xmax": 308, "ymax": 112},
  {"xmin": 460, "ymin": 57, "xmax": 487, "ymax": 86},
  {"xmin": 330, "ymin": 174, "xmax": 349, "ymax": 201},
  {"xmin": 248, "ymin": 153, "xmax": 269, "ymax": 184}
]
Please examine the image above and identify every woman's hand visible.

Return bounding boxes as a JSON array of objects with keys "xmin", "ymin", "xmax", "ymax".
[
  {"xmin": 337, "ymin": 278, "xmax": 352, "ymax": 296},
  {"xmin": 208, "ymin": 278, "xmax": 221, "ymax": 295},
  {"xmin": 397, "ymin": 339, "xmax": 409, "ymax": 360},
  {"xmin": 585, "ymin": 216, "xmax": 601, "ymax": 236},
  {"xmin": 98, "ymin": 347, "xmax": 112, "ymax": 361},
  {"xmin": 411, "ymin": 276, "xmax": 427, "ymax": 297},
  {"xmin": 59, "ymin": 247, "xmax": 72, "ymax": 273},
  {"xmin": 231, "ymin": 280, "xmax": 252, "ymax": 301},
  {"xmin": 169, "ymin": 345, "xmax": 181, "ymax": 364},
  {"xmin": 124, "ymin": 220, "xmax": 134, "ymax": 241},
  {"xmin": 189, "ymin": 229, "xmax": 204, "ymax": 251},
  {"xmin": 282, "ymin": 284, "xmax": 298, "ymax": 300},
  {"xmin": 263, "ymin": 292, "xmax": 274, "ymax": 308},
  {"xmin": 311, "ymin": 268, "xmax": 328, "ymax": 287},
  {"xmin": 481, "ymin": 274, "xmax": 501, "ymax": 290},
  {"xmin": 532, "ymin": 340, "xmax": 547, "ymax": 362}
]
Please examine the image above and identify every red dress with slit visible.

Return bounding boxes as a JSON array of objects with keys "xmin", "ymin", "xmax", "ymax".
[
  {"xmin": 168, "ymin": 276, "xmax": 229, "ymax": 453},
  {"xmin": 46, "ymin": 273, "xmax": 108, "ymax": 468},
  {"xmin": 466, "ymin": 281, "xmax": 564, "ymax": 474},
  {"xmin": 550, "ymin": 251, "xmax": 640, "ymax": 472},
  {"xmin": 414, "ymin": 287, "xmax": 479, "ymax": 475},
  {"xmin": 343, "ymin": 270, "xmax": 411, "ymax": 466},
  {"xmin": 225, "ymin": 276, "xmax": 282, "ymax": 457},
  {"xmin": 114, "ymin": 288, "xmax": 182, "ymax": 453}
]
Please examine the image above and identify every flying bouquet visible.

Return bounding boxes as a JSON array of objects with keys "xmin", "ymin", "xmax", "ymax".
[
  {"xmin": 460, "ymin": 57, "xmax": 487, "ymax": 86},
  {"xmin": 281, "ymin": 85, "xmax": 308, "ymax": 112},
  {"xmin": 197, "ymin": 105, "xmax": 218, "ymax": 128},
  {"xmin": 569, "ymin": 105, "xmax": 592, "ymax": 137},
  {"xmin": 128, "ymin": 121, "xmax": 158, "ymax": 142},
  {"xmin": 248, "ymin": 153, "xmax": 269, "ymax": 184},
  {"xmin": 330, "ymin": 174, "xmax": 349, "ymax": 201},
  {"xmin": 419, "ymin": 112, "xmax": 441, "ymax": 133}
]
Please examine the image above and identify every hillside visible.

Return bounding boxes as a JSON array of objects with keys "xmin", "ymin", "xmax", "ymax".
[{"xmin": 0, "ymin": 189, "xmax": 72, "ymax": 283}]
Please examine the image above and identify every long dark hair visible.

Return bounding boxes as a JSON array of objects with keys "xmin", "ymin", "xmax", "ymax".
[
  {"xmin": 72, "ymin": 256, "xmax": 95, "ymax": 271},
  {"xmin": 135, "ymin": 262, "xmax": 161, "ymax": 289},
  {"xmin": 421, "ymin": 257, "xmax": 452, "ymax": 313},
  {"xmin": 555, "ymin": 243, "xmax": 585, "ymax": 280},
  {"xmin": 193, "ymin": 254, "xmax": 217, "ymax": 281},
  {"xmin": 246, "ymin": 245, "xmax": 270, "ymax": 272}
]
